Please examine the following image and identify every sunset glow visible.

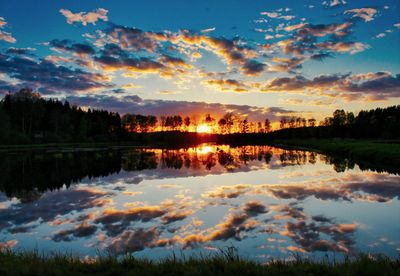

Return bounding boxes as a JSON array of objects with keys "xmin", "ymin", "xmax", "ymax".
[
  {"xmin": 0, "ymin": 0, "xmax": 399, "ymax": 269},
  {"xmin": 0, "ymin": 0, "xmax": 398, "ymax": 122},
  {"xmin": 196, "ymin": 124, "xmax": 212, "ymax": 133},
  {"xmin": 196, "ymin": 145, "xmax": 213, "ymax": 154}
]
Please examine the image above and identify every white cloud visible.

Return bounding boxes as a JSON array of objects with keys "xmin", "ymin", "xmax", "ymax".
[
  {"xmin": 201, "ymin": 27, "xmax": 216, "ymax": 33},
  {"xmin": 344, "ymin": 8, "xmax": 377, "ymax": 22},
  {"xmin": 260, "ymin": 11, "xmax": 295, "ymax": 21},
  {"xmin": 59, "ymin": 8, "xmax": 108, "ymax": 26}
]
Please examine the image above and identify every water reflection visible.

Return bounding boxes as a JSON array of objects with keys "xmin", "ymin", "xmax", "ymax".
[
  {"xmin": 0, "ymin": 144, "xmax": 399, "ymax": 259},
  {"xmin": 1, "ymin": 145, "xmax": 396, "ymax": 201}
]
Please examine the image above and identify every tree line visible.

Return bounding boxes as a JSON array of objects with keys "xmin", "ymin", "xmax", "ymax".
[
  {"xmin": 0, "ymin": 89, "xmax": 123, "ymax": 143},
  {"xmin": 0, "ymin": 89, "xmax": 399, "ymax": 144},
  {"xmin": 268, "ymin": 106, "xmax": 400, "ymax": 139}
]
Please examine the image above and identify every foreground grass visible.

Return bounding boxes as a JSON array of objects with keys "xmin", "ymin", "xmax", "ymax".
[
  {"xmin": 0, "ymin": 250, "xmax": 399, "ymax": 276},
  {"xmin": 271, "ymin": 139, "xmax": 400, "ymax": 172}
]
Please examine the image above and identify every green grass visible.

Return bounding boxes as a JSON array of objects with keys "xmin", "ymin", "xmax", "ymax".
[
  {"xmin": 0, "ymin": 249, "xmax": 399, "ymax": 276},
  {"xmin": 271, "ymin": 139, "xmax": 400, "ymax": 172}
]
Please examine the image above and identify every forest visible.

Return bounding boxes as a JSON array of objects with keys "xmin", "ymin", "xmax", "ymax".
[{"xmin": 0, "ymin": 88, "xmax": 399, "ymax": 144}]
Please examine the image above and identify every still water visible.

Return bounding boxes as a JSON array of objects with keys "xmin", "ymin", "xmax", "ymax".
[{"xmin": 0, "ymin": 144, "xmax": 399, "ymax": 260}]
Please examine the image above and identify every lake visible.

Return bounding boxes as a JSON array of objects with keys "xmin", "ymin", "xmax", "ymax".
[{"xmin": 0, "ymin": 144, "xmax": 399, "ymax": 261}]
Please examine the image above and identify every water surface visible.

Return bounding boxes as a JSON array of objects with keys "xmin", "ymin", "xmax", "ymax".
[{"xmin": 0, "ymin": 144, "xmax": 399, "ymax": 260}]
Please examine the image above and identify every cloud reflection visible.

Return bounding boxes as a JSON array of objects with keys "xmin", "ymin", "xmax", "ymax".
[{"xmin": 0, "ymin": 145, "xmax": 399, "ymax": 257}]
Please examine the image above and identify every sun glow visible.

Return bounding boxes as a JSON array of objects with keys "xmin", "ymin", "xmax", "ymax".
[
  {"xmin": 196, "ymin": 124, "xmax": 212, "ymax": 133},
  {"xmin": 196, "ymin": 146, "xmax": 213, "ymax": 154}
]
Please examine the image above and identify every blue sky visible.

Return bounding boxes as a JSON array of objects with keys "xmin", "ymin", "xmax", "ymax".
[{"xmin": 0, "ymin": 0, "xmax": 399, "ymax": 123}]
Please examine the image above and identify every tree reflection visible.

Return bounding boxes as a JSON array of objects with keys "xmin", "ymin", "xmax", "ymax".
[
  {"xmin": 0, "ymin": 144, "xmax": 397, "ymax": 200},
  {"xmin": 0, "ymin": 150, "xmax": 122, "ymax": 201}
]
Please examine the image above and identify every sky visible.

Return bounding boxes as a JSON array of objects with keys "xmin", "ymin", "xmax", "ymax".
[{"xmin": 0, "ymin": 0, "xmax": 399, "ymax": 123}]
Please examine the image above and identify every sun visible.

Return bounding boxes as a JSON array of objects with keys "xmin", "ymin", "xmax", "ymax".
[
  {"xmin": 196, "ymin": 124, "xmax": 212, "ymax": 133},
  {"xmin": 197, "ymin": 146, "xmax": 213, "ymax": 154}
]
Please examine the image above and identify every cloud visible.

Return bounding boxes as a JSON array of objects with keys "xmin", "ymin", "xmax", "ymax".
[
  {"xmin": 173, "ymin": 30, "xmax": 258, "ymax": 73},
  {"xmin": 260, "ymin": 72, "xmax": 400, "ymax": 100},
  {"xmin": 296, "ymin": 22, "xmax": 352, "ymax": 37},
  {"xmin": 0, "ymin": 31, "xmax": 16, "ymax": 43},
  {"xmin": 103, "ymin": 25, "xmax": 166, "ymax": 52},
  {"xmin": 173, "ymin": 202, "xmax": 264, "ymax": 248},
  {"xmin": 0, "ymin": 239, "xmax": 18, "ymax": 249},
  {"xmin": 242, "ymin": 200, "xmax": 268, "ymax": 216},
  {"xmin": 284, "ymin": 23, "xmax": 307, "ymax": 32},
  {"xmin": 108, "ymin": 227, "xmax": 161, "ymax": 254},
  {"xmin": 282, "ymin": 218, "xmax": 356, "ymax": 253},
  {"xmin": 49, "ymin": 39, "xmax": 96, "ymax": 55},
  {"xmin": 0, "ymin": 51, "xmax": 112, "ymax": 94},
  {"xmin": 66, "ymin": 94, "xmax": 293, "ymax": 121},
  {"xmin": 0, "ymin": 17, "xmax": 6, "ymax": 28},
  {"xmin": 161, "ymin": 209, "xmax": 194, "ymax": 224},
  {"xmin": 241, "ymin": 60, "xmax": 266, "ymax": 76},
  {"xmin": 159, "ymin": 54, "xmax": 192, "ymax": 69},
  {"xmin": 262, "ymin": 21, "xmax": 362, "ymax": 72},
  {"xmin": 260, "ymin": 11, "xmax": 295, "ymax": 21},
  {"xmin": 93, "ymin": 44, "xmax": 165, "ymax": 74},
  {"xmin": 270, "ymin": 57, "xmax": 304, "ymax": 73},
  {"xmin": 0, "ymin": 79, "xmax": 26, "ymax": 94},
  {"xmin": 94, "ymin": 205, "xmax": 166, "ymax": 235},
  {"xmin": 159, "ymin": 90, "xmax": 179, "ymax": 95},
  {"xmin": 315, "ymin": 41, "xmax": 369, "ymax": 54},
  {"xmin": 60, "ymin": 8, "xmax": 108, "ymax": 26},
  {"xmin": 202, "ymin": 184, "xmax": 251, "ymax": 199},
  {"xmin": 344, "ymin": 8, "xmax": 377, "ymax": 22},
  {"xmin": 0, "ymin": 188, "xmax": 112, "ymax": 234},
  {"xmin": 260, "ymin": 12, "xmax": 280, "ymax": 18},
  {"xmin": 323, "ymin": 0, "xmax": 347, "ymax": 8},
  {"xmin": 201, "ymin": 27, "xmax": 216, "ymax": 33},
  {"xmin": 6, "ymin": 47, "xmax": 36, "ymax": 55},
  {"xmin": 0, "ymin": 17, "xmax": 16, "ymax": 43},
  {"xmin": 87, "ymin": 43, "xmax": 191, "ymax": 78},
  {"xmin": 52, "ymin": 223, "xmax": 97, "ymax": 242},
  {"xmin": 202, "ymin": 174, "xmax": 400, "ymax": 204},
  {"xmin": 204, "ymin": 78, "xmax": 249, "ymax": 92}
]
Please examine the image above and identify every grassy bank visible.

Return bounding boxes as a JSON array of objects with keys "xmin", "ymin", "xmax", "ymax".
[
  {"xmin": 270, "ymin": 139, "xmax": 400, "ymax": 173},
  {"xmin": 0, "ymin": 250, "xmax": 398, "ymax": 276}
]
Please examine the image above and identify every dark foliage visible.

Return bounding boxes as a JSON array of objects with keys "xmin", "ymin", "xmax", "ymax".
[
  {"xmin": 268, "ymin": 106, "xmax": 400, "ymax": 139},
  {"xmin": 1, "ymin": 89, "xmax": 399, "ymax": 144},
  {"xmin": 0, "ymin": 89, "xmax": 123, "ymax": 144}
]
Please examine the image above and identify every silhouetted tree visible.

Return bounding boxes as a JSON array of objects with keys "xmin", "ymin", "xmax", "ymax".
[
  {"xmin": 240, "ymin": 119, "xmax": 249, "ymax": 133},
  {"xmin": 218, "ymin": 118, "xmax": 227, "ymax": 134},
  {"xmin": 264, "ymin": 118, "xmax": 271, "ymax": 133},
  {"xmin": 280, "ymin": 117, "xmax": 288, "ymax": 129},
  {"xmin": 184, "ymin": 116, "xmax": 191, "ymax": 131},
  {"xmin": 308, "ymin": 118, "xmax": 316, "ymax": 127},
  {"xmin": 332, "ymin": 109, "xmax": 347, "ymax": 126}
]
